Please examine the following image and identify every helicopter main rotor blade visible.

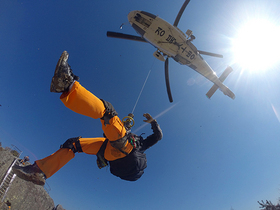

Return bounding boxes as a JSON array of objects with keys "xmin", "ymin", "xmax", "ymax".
[
  {"xmin": 107, "ymin": 31, "xmax": 147, "ymax": 43},
  {"xmin": 173, "ymin": 0, "xmax": 190, "ymax": 27},
  {"xmin": 165, "ymin": 58, "xmax": 173, "ymax": 103},
  {"xmin": 198, "ymin": 50, "xmax": 223, "ymax": 58}
]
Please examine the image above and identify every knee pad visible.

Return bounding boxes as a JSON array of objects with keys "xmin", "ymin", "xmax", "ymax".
[
  {"xmin": 100, "ymin": 99, "xmax": 118, "ymax": 125},
  {"xmin": 60, "ymin": 136, "xmax": 83, "ymax": 153}
]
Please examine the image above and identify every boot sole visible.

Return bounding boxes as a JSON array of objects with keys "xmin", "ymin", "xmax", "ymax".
[
  {"xmin": 50, "ymin": 51, "xmax": 71, "ymax": 92},
  {"xmin": 55, "ymin": 51, "xmax": 69, "ymax": 71},
  {"xmin": 13, "ymin": 166, "xmax": 45, "ymax": 186}
]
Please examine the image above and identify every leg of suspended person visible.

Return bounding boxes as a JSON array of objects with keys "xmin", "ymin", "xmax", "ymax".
[
  {"xmin": 35, "ymin": 137, "xmax": 106, "ymax": 178},
  {"xmin": 58, "ymin": 76, "xmax": 131, "ymax": 153},
  {"xmin": 79, "ymin": 137, "xmax": 105, "ymax": 155},
  {"xmin": 51, "ymin": 51, "xmax": 105, "ymax": 118},
  {"xmin": 60, "ymin": 81, "xmax": 105, "ymax": 119},
  {"xmin": 100, "ymin": 116, "xmax": 127, "ymax": 141},
  {"xmin": 35, "ymin": 148, "xmax": 75, "ymax": 179},
  {"xmin": 60, "ymin": 81, "xmax": 127, "ymax": 142},
  {"xmin": 52, "ymin": 52, "xmax": 127, "ymax": 141},
  {"xmin": 35, "ymin": 135, "xmax": 133, "ymax": 180}
]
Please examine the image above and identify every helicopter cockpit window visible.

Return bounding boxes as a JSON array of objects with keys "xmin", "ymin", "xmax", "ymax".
[{"xmin": 134, "ymin": 13, "xmax": 151, "ymax": 28}]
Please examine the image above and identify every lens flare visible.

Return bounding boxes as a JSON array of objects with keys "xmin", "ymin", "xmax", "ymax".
[
  {"xmin": 133, "ymin": 102, "xmax": 178, "ymax": 133},
  {"xmin": 232, "ymin": 19, "xmax": 280, "ymax": 72}
]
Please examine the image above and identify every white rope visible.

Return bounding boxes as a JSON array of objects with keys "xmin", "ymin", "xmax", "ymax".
[{"xmin": 131, "ymin": 60, "xmax": 155, "ymax": 114}]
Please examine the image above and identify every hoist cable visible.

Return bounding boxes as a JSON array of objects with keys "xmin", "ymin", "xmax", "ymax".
[{"xmin": 131, "ymin": 59, "xmax": 155, "ymax": 114}]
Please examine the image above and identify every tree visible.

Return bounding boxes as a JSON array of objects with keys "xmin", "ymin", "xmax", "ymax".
[{"xmin": 258, "ymin": 200, "xmax": 280, "ymax": 210}]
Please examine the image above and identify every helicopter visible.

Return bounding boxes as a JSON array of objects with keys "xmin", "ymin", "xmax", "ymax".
[{"xmin": 107, "ymin": 0, "xmax": 235, "ymax": 102}]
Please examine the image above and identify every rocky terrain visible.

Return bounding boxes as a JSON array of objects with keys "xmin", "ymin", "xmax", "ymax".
[{"xmin": 0, "ymin": 146, "xmax": 65, "ymax": 210}]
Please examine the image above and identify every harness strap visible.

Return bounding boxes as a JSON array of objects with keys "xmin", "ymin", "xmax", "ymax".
[
  {"xmin": 96, "ymin": 139, "xmax": 109, "ymax": 169},
  {"xmin": 110, "ymin": 136, "xmax": 129, "ymax": 155},
  {"xmin": 117, "ymin": 148, "xmax": 129, "ymax": 156},
  {"xmin": 100, "ymin": 99, "xmax": 118, "ymax": 126}
]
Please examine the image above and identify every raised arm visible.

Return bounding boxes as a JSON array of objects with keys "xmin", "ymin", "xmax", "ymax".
[{"xmin": 140, "ymin": 113, "xmax": 163, "ymax": 151}]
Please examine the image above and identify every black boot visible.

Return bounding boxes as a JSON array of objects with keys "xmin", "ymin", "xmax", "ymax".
[
  {"xmin": 13, "ymin": 162, "xmax": 46, "ymax": 185},
  {"xmin": 50, "ymin": 51, "xmax": 79, "ymax": 93}
]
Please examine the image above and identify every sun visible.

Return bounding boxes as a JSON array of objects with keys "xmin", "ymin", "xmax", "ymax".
[{"xmin": 232, "ymin": 18, "xmax": 280, "ymax": 73}]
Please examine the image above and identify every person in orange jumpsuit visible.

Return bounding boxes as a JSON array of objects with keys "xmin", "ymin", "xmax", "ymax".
[{"xmin": 14, "ymin": 51, "xmax": 163, "ymax": 185}]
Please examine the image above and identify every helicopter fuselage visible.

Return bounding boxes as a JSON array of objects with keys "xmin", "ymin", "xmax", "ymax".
[{"xmin": 127, "ymin": 10, "xmax": 224, "ymax": 87}]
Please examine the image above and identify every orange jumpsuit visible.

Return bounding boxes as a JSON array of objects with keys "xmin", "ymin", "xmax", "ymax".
[{"xmin": 36, "ymin": 81, "xmax": 133, "ymax": 178}]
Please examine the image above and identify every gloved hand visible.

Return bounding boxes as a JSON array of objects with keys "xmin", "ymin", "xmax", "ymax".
[{"xmin": 143, "ymin": 113, "xmax": 155, "ymax": 123}]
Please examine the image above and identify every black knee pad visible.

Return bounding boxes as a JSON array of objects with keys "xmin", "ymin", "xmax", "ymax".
[
  {"xmin": 100, "ymin": 99, "xmax": 118, "ymax": 125},
  {"xmin": 60, "ymin": 136, "xmax": 83, "ymax": 153}
]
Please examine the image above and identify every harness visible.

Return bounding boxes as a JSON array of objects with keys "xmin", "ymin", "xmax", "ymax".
[
  {"xmin": 97, "ymin": 98, "xmax": 138, "ymax": 169},
  {"xmin": 96, "ymin": 133, "xmax": 140, "ymax": 169}
]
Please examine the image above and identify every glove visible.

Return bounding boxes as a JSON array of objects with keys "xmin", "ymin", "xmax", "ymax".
[{"xmin": 143, "ymin": 113, "xmax": 155, "ymax": 123}]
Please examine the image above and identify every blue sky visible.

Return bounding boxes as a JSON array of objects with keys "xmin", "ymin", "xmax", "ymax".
[{"xmin": 1, "ymin": 0, "xmax": 280, "ymax": 209}]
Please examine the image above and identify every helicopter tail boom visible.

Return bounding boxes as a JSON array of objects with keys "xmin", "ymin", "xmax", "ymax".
[{"xmin": 206, "ymin": 66, "xmax": 235, "ymax": 99}]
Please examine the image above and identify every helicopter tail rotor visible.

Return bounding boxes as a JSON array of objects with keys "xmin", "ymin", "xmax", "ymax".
[{"xmin": 206, "ymin": 66, "xmax": 235, "ymax": 99}]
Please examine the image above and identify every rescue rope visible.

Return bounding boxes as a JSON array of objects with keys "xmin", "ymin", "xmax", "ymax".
[{"xmin": 131, "ymin": 59, "xmax": 155, "ymax": 114}]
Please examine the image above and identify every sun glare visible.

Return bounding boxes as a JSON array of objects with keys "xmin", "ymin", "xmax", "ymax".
[{"xmin": 232, "ymin": 19, "xmax": 280, "ymax": 73}]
